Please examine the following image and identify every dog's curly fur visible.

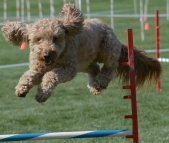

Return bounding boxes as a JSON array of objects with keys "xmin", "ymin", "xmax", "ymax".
[{"xmin": 1, "ymin": 3, "xmax": 162, "ymax": 103}]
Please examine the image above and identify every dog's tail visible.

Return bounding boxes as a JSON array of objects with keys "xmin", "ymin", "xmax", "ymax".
[{"xmin": 116, "ymin": 43, "xmax": 162, "ymax": 86}]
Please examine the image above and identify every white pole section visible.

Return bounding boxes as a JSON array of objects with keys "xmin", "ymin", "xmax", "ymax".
[
  {"xmin": 50, "ymin": 0, "xmax": 55, "ymax": 18},
  {"xmin": 3, "ymin": 0, "xmax": 7, "ymax": 22},
  {"xmin": 110, "ymin": 0, "xmax": 114, "ymax": 29},
  {"xmin": 38, "ymin": 0, "xmax": 43, "ymax": 18},
  {"xmin": 16, "ymin": 0, "xmax": 20, "ymax": 21},
  {"xmin": 167, "ymin": 0, "xmax": 169, "ymax": 20},
  {"xmin": 26, "ymin": 0, "xmax": 31, "ymax": 23},
  {"xmin": 86, "ymin": 0, "xmax": 90, "ymax": 19},
  {"xmin": 21, "ymin": 0, "xmax": 24, "ymax": 22},
  {"xmin": 78, "ymin": 0, "xmax": 82, "ymax": 11},
  {"xmin": 75, "ymin": 0, "xmax": 78, "ymax": 8},
  {"xmin": 133, "ymin": 0, "xmax": 137, "ymax": 15},
  {"xmin": 139, "ymin": 0, "xmax": 144, "ymax": 41},
  {"xmin": 144, "ymin": 0, "xmax": 149, "ymax": 21}
]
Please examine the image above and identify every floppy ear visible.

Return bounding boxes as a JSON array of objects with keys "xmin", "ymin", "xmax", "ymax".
[
  {"xmin": 1, "ymin": 21, "xmax": 28, "ymax": 46},
  {"xmin": 60, "ymin": 3, "xmax": 84, "ymax": 36}
]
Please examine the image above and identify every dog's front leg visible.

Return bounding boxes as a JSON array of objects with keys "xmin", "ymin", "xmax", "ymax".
[
  {"xmin": 15, "ymin": 70, "xmax": 43, "ymax": 97},
  {"xmin": 35, "ymin": 66, "xmax": 77, "ymax": 103}
]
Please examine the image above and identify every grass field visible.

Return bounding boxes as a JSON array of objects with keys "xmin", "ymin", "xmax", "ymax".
[{"xmin": 0, "ymin": 0, "xmax": 169, "ymax": 143}]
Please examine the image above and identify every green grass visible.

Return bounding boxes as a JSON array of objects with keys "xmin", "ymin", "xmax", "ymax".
[{"xmin": 0, "ymin": 0, "xmax": 169, "ymax": 143}]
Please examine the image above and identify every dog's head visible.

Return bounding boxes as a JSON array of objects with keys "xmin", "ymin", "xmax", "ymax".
[
  {"xmin": 28, "ymin": 19, "xmax": 66, "ymax": 66},
  {"xmin": 1, "ymin": 3, "xmax": 84, "ymax": 67}
]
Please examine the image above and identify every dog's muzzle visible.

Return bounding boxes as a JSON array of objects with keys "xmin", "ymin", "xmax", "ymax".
[{"xmin": 43, "ymin": 53, "xmax": 52, "ymax": 66}]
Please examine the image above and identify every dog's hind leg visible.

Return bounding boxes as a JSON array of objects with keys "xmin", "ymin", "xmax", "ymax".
[
  {"xmin": 85, "ymin": 64, "xmax": 101, "ymax": 95},
  {"xmin": 94, "ymin": 46, "xmax": 121, "ymax": 94},
  {"xmin": 86, "ymin": 63, "xmax": 118, "ymax": 95},
  {"xmin": 96, "ymin": 63, "xmax": 117, "ymax": 91},
  {"xmin": 92, "ymin": 34, "xmax": 121, "ymax": 95}
]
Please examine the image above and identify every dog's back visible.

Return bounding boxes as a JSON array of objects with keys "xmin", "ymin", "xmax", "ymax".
[{"xmin": 74, "ymin": 18, "xmax": 121, "ymax": 72}]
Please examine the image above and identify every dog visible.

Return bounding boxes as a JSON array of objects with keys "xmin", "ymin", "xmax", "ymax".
[{"xmin": 1, "ymin": 3, "xmax": 162, "ymax": 103}]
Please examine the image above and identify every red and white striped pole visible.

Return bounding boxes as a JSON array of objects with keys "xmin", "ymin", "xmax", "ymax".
[
  {"xmin": 50, "ymin": 0, "xmax": 55, "ymax": 18},
  {"xmin": 86, "ymin": 0, "xmax": 90, "ymax": 19},
  {"xmin": 26, "ymin": 0, "xmax": 31, "ymax": 23},
  {"xmin": 20, "ymin": 0, "xmax": 27, "ymax": 50},
  {"xmin": 38, "ymin": 0, "xmax": 43, "ymax": 18},
  {"xmin": 21, "ymin": 0, "xmax": 24, "ymax": 22},
  {"xmin": 155, "ymin": 10, "xmax": 161, "ymax": 91},
  {"xmin": 3, "ymin": 0, "xmax": 7, "ymax": 22},
  {"xmin": 16, "ymin": 0, "xmax": 20, "ymax": 21}
]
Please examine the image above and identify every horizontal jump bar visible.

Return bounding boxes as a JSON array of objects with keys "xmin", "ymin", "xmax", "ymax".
[{"xmin": 0, "ymin": 130, "xmax": 132, "ymax": 142}]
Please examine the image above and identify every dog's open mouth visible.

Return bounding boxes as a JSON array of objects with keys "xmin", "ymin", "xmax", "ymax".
[{"xmin": 44, "ymin": 60, "xmax": 52, "ymax": 66}]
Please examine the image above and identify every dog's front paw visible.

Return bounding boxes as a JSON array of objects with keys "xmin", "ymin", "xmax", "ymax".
[
  {"xmin": 15, "ymin": 85, "xmax": 29, "ymax": 97},
  {"xmin": 87, "ymin": 82, "xmax": 102, "ymax": 95},
  {"xmin": 35, "ymin": 86, "xmax": 52, "ymax": 103}
]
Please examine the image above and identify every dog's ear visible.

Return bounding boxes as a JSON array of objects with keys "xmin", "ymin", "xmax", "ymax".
[
  {"xmin": 60, "ymin": 3, "xmax": 84, "ymax": 36},
  {"xmin": 1, "ymin": 21, "xmax": 28, "ymax": 46}
]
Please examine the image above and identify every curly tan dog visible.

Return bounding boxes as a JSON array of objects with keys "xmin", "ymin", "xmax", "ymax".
[{"xmin": 1, "ymin": 3, "xmax": 161, "ymax": 103}]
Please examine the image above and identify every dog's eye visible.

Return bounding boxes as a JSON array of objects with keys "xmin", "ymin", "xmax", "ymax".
[
  {"xmin": 52, "ymin": 36, "xmax": 57, "ymax": 43},
  {"xmin": 36, "ymin": 38, "xmax": 42, "ymax": 42}
]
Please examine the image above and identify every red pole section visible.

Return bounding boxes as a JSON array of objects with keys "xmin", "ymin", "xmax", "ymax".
[
  {"xmin": 155, "ymin": 10, "xmax": 161, "ymax": 91},
  {"xmin": 155, "ymin": 10, "xmax": 160, "ymax": 59},
  {"xmin": 123, "ymin": 29, "xmax": 139, "ymax": 143}
]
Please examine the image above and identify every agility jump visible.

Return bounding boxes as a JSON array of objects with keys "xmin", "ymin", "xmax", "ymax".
[{"xmin": 0, "ymin": 29, "xmax": 139, "ymax": 143}]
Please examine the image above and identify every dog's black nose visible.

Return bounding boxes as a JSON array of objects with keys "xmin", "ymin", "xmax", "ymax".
[{"xmin": 43, "ymin": 53, "xmax": 51, "ymax": 59}]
